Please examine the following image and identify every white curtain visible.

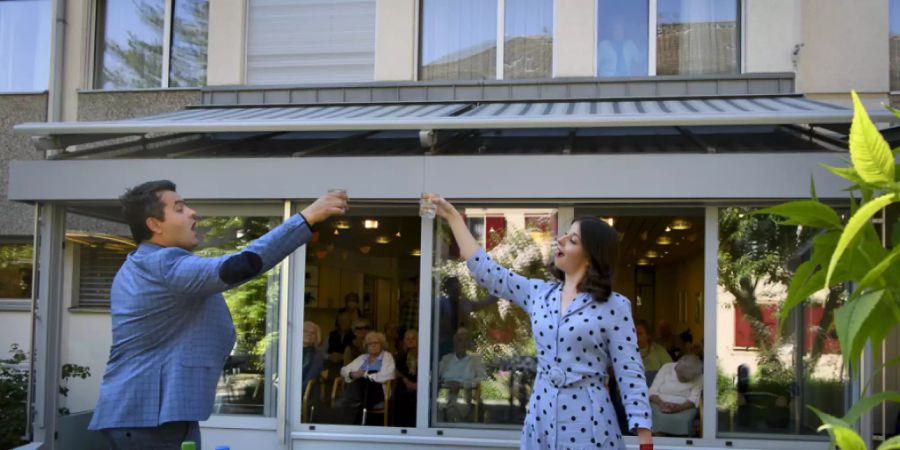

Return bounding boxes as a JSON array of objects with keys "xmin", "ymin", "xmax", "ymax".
[{"xmin": 657, "ymin": 0, "xmax": 737, "ymax": 75}]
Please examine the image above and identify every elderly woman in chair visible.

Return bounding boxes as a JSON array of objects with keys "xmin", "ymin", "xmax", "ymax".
[
  {"xmin": 336, "ymin": 331, "xmax": 395, "ymax": 424},
  {"xmin": 648, "ymin": 354, "xmax": 703, "ymax": 436}
]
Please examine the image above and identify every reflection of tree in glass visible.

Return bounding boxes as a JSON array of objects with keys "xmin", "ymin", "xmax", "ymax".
[
  {"xmin": 101, "ymin": 0, "xmax": 164, "ymax": 89},
  {"xmin": 195, "ymin": 217, "xmax": 279, "ymax": 370},
  {"xmin": 435, "ymin": 227, "xmax": 548, "ymax": 366},
  {"xmin": 169, "ymin": 0, "xmax": 208, "ymax": 87},
  {"xmin": 718, "ymin": 207, "xmax": 843, "ymax": 379}
]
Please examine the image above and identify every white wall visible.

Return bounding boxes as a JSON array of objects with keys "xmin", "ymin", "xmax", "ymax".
[
  {"xmin": 744, "ymin": 0, "xmax": 800, "ymax": 73},
  {"xmin": 374, "ymin": 0, "xmax": 416, "ymax": 81}
]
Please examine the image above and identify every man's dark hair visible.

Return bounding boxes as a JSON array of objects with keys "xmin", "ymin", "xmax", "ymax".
[{"xmin": 120, "ymin": 180, "xmax": 176, "ymax": 243}]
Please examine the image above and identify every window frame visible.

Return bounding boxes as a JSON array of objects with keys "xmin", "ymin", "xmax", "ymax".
[
  {"xmin": 594, "ymin": 0, "xmax": 743, "ymax": 77},
  {"xmin": 91, "ymin": 0, "xmax": 207, "ymax": 90},
  {"xmin": 416, "ymin": 0, "xmax": 556, "ymax": 81}
]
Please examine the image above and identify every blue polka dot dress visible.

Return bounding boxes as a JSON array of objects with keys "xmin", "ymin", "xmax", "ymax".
[{"xmin": 467, "ymin": 249, "xmax": 652, "ymax": 449}]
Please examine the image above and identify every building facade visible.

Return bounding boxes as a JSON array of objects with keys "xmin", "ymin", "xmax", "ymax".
[{"xmin": 2, "ymin": 0, "xmax": 899, "ymax": 449}]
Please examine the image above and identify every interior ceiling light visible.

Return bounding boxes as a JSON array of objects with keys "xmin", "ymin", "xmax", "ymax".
[
  {"xmin": 375, "ymin": 236, "xmax": 390, "ymax": 244},
  {"xmin": 665, "ymin": 226, "xmax": 672, "ymax": 233},
  {"xmin": 637, "ymin": 258, "xmax": 650, "ymax": 266},
  {"xmin": 335, "ymin": 220, "xmax": 351, "ymax": 229},
  {"xmin": 655, "ymin": 235, "xmax": 673, "ymax": 245},
  {"xmin": 364, "ymin": 219, "xmax": 379, "ymax": 229},
  {"xmin": 670, "ymin": 218, "xmax": 692, "ymax": 230},
  {"xmin": 359, "ymin": 246, "xmax": 371, "ymax": 255},
  {"xmin": 333, "ymin": 229, "xmax": 339, "ymax": 235},
  {"xmin": 410, "ymin": 249, "xmax": 422, "ymax": 257},
  {"xmin": 395, "ymin": 230, "xmax": 402, "ymax": 238},
  {"xmin": 645, "ymin": 250, "xmax": 659, "ymax": 258},
  {"xmin": 601, "ymin": 217, "xmax": 615, "ymax": 227}
]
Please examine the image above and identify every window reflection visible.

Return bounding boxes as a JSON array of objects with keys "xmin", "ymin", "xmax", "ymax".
[
  {"xmin": 890, "ymin": 0, "xmax": 900, "ymax": 90},
  {"xmin": 420, "ymin": 0, "xmax": 497, "ymax": 80},
  {"xmin": 716, "ymin": 208, "xmax": 847, "ymax": 437},
  {"xmin": 0, "ymin": 243, "xmax": 32, "ymax": 299},
  {"xmin": 597, "ymin": 0, "xmax": 649, "ymax": 77},
  {"xmin": 432, "ymin": 208, "xmax": 556, "ymax": 427},
  {"xmin": 95, "ymin": 0, "xmax": 165, "ymax": 89},
  {"xmin": 504, "ymin": 0, "xmax": 553, "ymax": 79},
  {"xmin": 656, "ymin": 0, "xmax": 738, "ymax": 75},
  {"xmin": 0, "ymin": 0, "xmax": 51, "ymax": 92},
  {"xmin": 169, "ymin": 0, "xmax": 209, "ymax": 87},
  {"xmin": 194, "ymin": 216, "xmax": 283, "ymax": 416}
]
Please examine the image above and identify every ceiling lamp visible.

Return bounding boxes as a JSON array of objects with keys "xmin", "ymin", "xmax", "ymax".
[
  {"xmin": 410, "ymin": 249, "xmax": 422, "ymax": 257},
  {"xmin": 375, "ymin": 236, "xmax": 390, "ymax": 244},
  {"xmin": 335, "ymin": 220, "xmax": 351, "ymax": 229},
  {"xmin": 655, "ymin": 235, "xmax": 673, "ymax": 245},
  {"xmin": 670, "ymin": 218, "xmax": 692, "ymax": 230},
  {"xmin": 364, "ymin": 219, "xmax": 379, "ymax": 229},
  {"xmin": 359, "ymin": 246, "xmax": 371, "ymax": 254},
  {"xmin": 601, "ymin": 217, "xmax": 615, "ymax": 227},
  {"xmin": 646, "ymin": 250, "xmax": 659, "ymax": 258},
  {"xmin": 333, "ymin": 229, "xmax": 339, "ymax": 235},
  {"xmin": 637, "ymin": 258, "xmax": 650, "ymax": 266}
]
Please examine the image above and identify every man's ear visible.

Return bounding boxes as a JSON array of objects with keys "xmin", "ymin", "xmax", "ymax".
[{"xmin": 146, "ymin": 216, "xmax": 164, "ymax": 236}]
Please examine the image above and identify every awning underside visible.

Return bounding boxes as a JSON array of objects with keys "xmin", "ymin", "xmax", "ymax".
[{"xmin": 15, "ymin": 95, "xmax": 890, "ymax": 158}]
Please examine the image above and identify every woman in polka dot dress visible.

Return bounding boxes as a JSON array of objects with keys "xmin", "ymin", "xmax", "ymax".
[{"xmin": 430, "ymin": 196, "xmax": 653, "ymax": 450}]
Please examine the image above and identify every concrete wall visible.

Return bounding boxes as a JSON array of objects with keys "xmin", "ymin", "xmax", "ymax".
[
  {"xmin": 374, "ymin": 0, "xmax": 417, "ymax": 81},
  {"xmin": 77, "ymin": 90, "xmax": 202, "ymax": 121},
  {"xmin": 553, "ymin": 0, "xmax": 595, "ymax": 77},
  {"xmin": 207, "ymin": 0, "xmax": 248, "ymax": 86},
  {"xmin": 0, "ymin": 94, "xmax": 46, "ymax": 236},
  {"xmin": 744, "ymin": 0, "xmax": 800, "ymax": 73},
  {"xmin": 797, "ymin": 0, "xmax": 889, "ymax": 95}
]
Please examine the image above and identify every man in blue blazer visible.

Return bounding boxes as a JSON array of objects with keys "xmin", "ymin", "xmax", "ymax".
[{"xmin": 89, "ymin": 180, "xmax": 347, "ymax": 448}]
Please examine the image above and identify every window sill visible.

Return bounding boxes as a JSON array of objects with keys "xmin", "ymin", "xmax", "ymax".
[
  {"xmin": 67, "ymin": 306, "xmax": 110, "ymax": 314},
  {"xmin": 0, "ymin": 90, "xmax": 49, "ymax": 96},
  {"xmin": 0, "ymin": 299, "xmax": 32, "ymax": 312}
]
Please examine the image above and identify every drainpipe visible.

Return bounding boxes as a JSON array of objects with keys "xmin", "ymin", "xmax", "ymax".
[{"xmin": 44, "ymin": 0, "xmax": 67, "ymax": 157}]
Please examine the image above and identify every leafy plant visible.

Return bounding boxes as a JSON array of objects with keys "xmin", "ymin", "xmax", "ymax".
[{"xmin": 757, "ymin": 91, "xmax": 900, "ymax": 449}]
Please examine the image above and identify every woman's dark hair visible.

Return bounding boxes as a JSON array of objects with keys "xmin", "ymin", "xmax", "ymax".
[
  {"xmin": 120, "ymin": 180, "xmax": 176, "ymax": 243},
  {"xmin": 549, "ymin": 216, "xmax": 619, "ymax": 303}
]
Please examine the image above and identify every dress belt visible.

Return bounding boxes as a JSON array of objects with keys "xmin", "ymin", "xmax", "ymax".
[{"xmin": 538, "ymin": 367, "xmax": 605, "ymax": 389}]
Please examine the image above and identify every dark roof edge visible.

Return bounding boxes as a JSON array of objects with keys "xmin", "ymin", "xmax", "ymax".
[{"xmin": 201, "ymin": 73, "xmax": 796, "ymax": 107}]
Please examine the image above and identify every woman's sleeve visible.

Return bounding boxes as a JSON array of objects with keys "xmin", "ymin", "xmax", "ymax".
[
  {"xmin": 341, "ymin": 354, "xmax": 363, "ymax": 382},
  {"xmin": 607, "ymin": 294, "xmax": 653, "ymax": 432},
  {"xmin": 465, "ymin": 248, "xmax": 543, "ymax": 313}
]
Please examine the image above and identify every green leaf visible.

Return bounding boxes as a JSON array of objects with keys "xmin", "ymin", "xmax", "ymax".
[
  {"xmin": 849, "ymin": 91, "xmax": 896, "ymax": 186},
  {"xmin": 826, "ymin": 193, "xmax": 899, "ymax": 287},
  {"xmin": 879, "ymin": 433, "xmax": 900, "ymax": 449},
  {"xmin": 885, "ymin": 103, "xmax": 900, "ymax": 120},
  {"xmin": 823, "ymin": 163, "xmax": 867, "ymax": 186},
  {"xmin": 858, "ymin": 245, "xmax": 900, "ymax": 291},
  {"xmin": 832, "ymin": 426, "xmax": 867, "ymax": 450},
  {"xmin": 811, "ymin": 405, "xmax": 851, "ymax": 429},
  {"xmin": 780, "ymin": 260, "xmax": 821, "ymax": 331},
  {"xmin": 755, "ymin": 200, "xmax": 842, "ymax": 230},
  {"xmin": 844, "ymin": 391, "xmax": 900, "ymax": 424},
  {"xmin": 810, "ymin": 174, "xmax": 818, "ymax": 201},
  {"xmin": 835, "ymin": 289, "xmax": 884, "ymax": 367}
]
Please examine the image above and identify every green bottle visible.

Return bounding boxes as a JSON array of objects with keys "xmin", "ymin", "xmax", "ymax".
[{"xmin": 181, "ymin": 441, "xmax": 197, "ymax": 450}]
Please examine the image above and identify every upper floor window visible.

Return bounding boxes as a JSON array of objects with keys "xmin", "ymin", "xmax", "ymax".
[
  {"xmin": 420, "ymin": 0, "xmax": 554, "ymax": 81},
  {"xmin": 94, "ymin": 0, "xmax": 208, "ymax": 89},
  {"xmin": 598, "ymin": 0, "xmax": 739, "ymax": 77},
  {"xmin": 0, "ymin": 0, "xmax": 51, "ymax": 92},
  {"xmin": 246, "ymin": 0, "xmax": 377, "ymax": 85},
  {"xmin": 891, "ymin": 0, "xmax": 900, "ymax": 90}
]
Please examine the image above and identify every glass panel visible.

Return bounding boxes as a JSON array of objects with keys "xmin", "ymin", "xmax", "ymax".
[
  {"xmin": 597, "ymin": 0, "xmax": 648, "ymax": 77},
  {"xmin": 0, "ymin": 243, "xmax": 33, "ymax": 299},
  {"xmin": 420, "ymin": 0, "xmax": 497, "ymax": 80},
  {"xmin": 656, "ymin": 0, "xmax": 738, "ymax": 75},
  {"xmin": 504, "ymin": 0, "xmax": 552, "ymax": 79},
  {"xmin": 194, "ymin": 215, "xmax": 283, "ymax": 416},
  {"xmin": 169, "ymin": 0, "xmax": 208, "ymax": 87},
  {"xmin": 716, "ymin": 207, "xmax": 847, "ymax": 437},
  {"xmin": 300, "ymin": 207, "xmax": 421, "ymax": 426},
  {"xmin": 575, "ymin": 207, "xmax": 705, "ymax": 438},
  {"xmin": 431, "ymin": 207, "xmax": 557, "ymax": 428},
  {"xmin": 0, "ymin": 0, "xmax": 51, "ymax": 92},
  {"xmin": 95, "ymin": 0, "xmax": 165, "ymax": 89},
  {"xmin": 891, "ymin": 0, "xmax": 900, "ymax": 91}
]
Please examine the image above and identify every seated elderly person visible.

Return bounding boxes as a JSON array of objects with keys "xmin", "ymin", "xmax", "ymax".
[
  {"xmin": 438, "ymin": 328, "xmax": 486, "ymax": 422},
  {"xmin": 302, "ymin": 321, "xmax": 325, "ymax": 392},
  {"xmin": 649, "ymin": 354, "xmax": 703, "ymax": 436},
  {"xmin": 336, "ymin": 331, "xmax": 395, "ymax": 424},
  {"xmin": 636, "ymin": 319, "xmax": 672, "ymax": 381}
]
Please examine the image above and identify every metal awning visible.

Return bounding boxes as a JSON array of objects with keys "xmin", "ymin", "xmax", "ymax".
[{"xmin": 15, "ymin": 95, "xmax": 895, "ymax": 138}]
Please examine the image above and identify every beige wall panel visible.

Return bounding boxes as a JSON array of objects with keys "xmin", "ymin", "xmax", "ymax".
[
  {"xmin": 61, "ymin": 0, "xmax": 89, "ymax": 121},
  {"xmin": 745, "ymin": 0, "xmax": 800, "ymax": 73},
  {"xmin": 554, "ymin": 0, "xmax": 596, "ymax": 77},
  {"xmin": 374, "ymin": 0, "xmax": 416, "ymax": 81},
  {"xmin": 208, "ymin": 0, "xmax": 247, "ymax": 86},
  {"xmin": 798, "ymin": 0, "xmax": 889, "ymax": 94}
]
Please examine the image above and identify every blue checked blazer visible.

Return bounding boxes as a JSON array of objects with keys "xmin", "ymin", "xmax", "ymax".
[{"xmin": 89, "ymin": 214, "xmax": 312, "ymax": 430}]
